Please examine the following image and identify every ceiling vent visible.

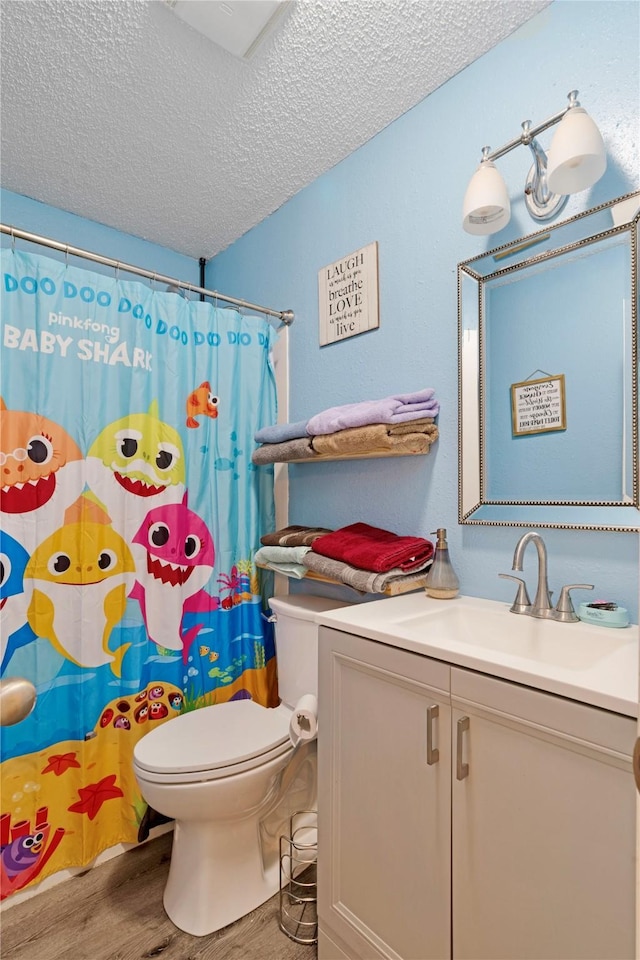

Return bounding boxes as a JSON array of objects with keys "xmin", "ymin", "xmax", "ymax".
[{"xmin": 163, "ymin": 1, "xmax": 291, "ymax": 60}]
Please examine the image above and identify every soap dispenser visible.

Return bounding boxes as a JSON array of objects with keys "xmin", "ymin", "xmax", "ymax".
[{"xmin": 425, "ymin": 528, "xmax": 459, "ymax": 599}]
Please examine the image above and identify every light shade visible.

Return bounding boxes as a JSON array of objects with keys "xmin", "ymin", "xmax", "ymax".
[
  {"xmin": 546, "ymin": 107, "xmax": 606, "ymax": 195},
  {"xmin": 462, "ymin": 161, "xmax": 511, "ymax": 235}
]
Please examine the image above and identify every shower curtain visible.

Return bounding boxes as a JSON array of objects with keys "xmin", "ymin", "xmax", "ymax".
[{"xmin": 0, "ymin": 247, "xmax": 278, "ymax": 900}]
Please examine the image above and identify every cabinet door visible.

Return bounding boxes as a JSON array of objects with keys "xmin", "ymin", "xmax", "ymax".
[
  {"xmin": 318, "ymin": 628, "xmax": 451, "ymax": 960},
  {"xmin": 452, "ymin": 684, "xmax": 636, "ymax": 960}
]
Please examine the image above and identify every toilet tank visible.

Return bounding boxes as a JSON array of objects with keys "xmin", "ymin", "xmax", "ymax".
[{"xmin": 268, "ymin": 595, "xmax": 351, "ymax": 707}]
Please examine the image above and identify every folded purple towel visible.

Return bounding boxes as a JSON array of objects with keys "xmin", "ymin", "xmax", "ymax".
[
  {"xmin": 306, "ymin": 390, "xmax": 439, "ymax": 436},
  {"xmin": 390, "ymin": 389, "xmax": 436, "ymax": 403},
  {"xmin": 388, "ymin": 404, "xmax": 440, "ymax": 424}
]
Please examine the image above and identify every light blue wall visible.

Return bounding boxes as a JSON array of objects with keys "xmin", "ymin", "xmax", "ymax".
[
  {"xmin": 0, "ymin": 190, "xmax": 199, "ymax": 284},
  {"xmin": 208, "ymin": 1, "xmax": 640, "ymax": 620},
  {"xmin": 2, "ymin": 4, "xmax": 637, "ymax": 620}
]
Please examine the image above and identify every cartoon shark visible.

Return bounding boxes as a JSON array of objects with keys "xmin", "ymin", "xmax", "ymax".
[
  {"xmin": 85, "ymin": 401, "xmax": 186, "ymax": 542},
  {"xmin": 129, "ymin": 494, "xmax": 215, "ymax": 660},
  {"xmin": 0, "ymin": 530, "xmax": 35, "ymax": 671},
  {"xmin": 25, "ymin": 497, "xmax": 136, "ymax": 676},
  {"xmin": 0, "ymin": 401, "xmax": 85, "ymax": 554}
]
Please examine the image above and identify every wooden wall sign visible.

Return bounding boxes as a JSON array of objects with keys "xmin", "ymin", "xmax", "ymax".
[
  {"xmin": 511, "ymin": 374, "xmax": 566, "ymax": 436},
  {"xmin": 318, "ymin": 241, "xmax": 379, "ymax": 346}
]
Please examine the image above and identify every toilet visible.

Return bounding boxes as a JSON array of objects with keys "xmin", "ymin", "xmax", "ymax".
[{"xmin": 132, "ymin": 593, "xmax": 349, "ymax": 937}]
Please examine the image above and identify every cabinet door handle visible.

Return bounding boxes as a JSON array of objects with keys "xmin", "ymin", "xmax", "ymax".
[
  {"xmin": 456, "ymin": 716, "xmax": 470, "ymax": 780},
  {"xmin": 426, "ymin": 704, "xmax": 439, "ymax": 765}
]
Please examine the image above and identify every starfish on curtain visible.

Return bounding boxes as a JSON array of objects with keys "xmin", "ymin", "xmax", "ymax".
[{"xmin": 67, "ymin": 774, "xmax": 124, "ymax": 821}]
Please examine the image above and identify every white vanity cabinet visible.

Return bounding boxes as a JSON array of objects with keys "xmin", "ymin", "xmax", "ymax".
[
  {"xmin": 317, "ymin": 626, "xmax": 636, "ymax": 960},
  {"xmin": 317, "ymin": 627, "xmax": 451, "ymax": 960},
  {"xmin": 451, "ymin": 668, "xmax": 635, "ymax": 960}
]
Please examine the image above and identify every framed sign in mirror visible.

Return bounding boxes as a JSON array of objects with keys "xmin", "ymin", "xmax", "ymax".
[
  {"xmin": 458, "ymin": 191, "xmax": 639, "ymax": 531},
  {"xmin": 510, "ymin": 373, "xmax": 566, "ymax": 437}
]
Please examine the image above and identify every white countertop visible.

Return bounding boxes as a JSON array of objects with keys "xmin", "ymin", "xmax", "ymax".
[{"xmin": 317, "ymin": 593, "xmax": 639, "ymax": 718}]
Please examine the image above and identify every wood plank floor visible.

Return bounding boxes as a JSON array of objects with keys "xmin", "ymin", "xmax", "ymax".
[{"xmin": 1, "ymin": 832, "xmax": 318, "ymax": 960}]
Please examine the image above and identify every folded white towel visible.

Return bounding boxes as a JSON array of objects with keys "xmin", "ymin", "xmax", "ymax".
[{"xmin": 254, "ymin": 545, "xmax": 311, "ymax": 579}]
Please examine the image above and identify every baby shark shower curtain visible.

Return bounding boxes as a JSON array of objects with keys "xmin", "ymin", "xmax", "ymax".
[{"xmin": 0, "ymin": 247, "xmax": 278, "ymax": 900}]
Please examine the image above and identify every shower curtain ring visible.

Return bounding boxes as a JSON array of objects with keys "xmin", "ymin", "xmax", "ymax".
[
  {"xmin": 65, "ymin": 245, "xmax": 70, "ymax": 267},
  {"xmin": 10, "ymin": 228, "xmax": 15, "ymax": 253},
  {"xmin": 115, "ymin": 262, "xmax": 120, "ymax": 281}
]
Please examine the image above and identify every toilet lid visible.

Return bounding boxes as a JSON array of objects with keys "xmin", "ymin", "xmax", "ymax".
[{"xmin": 133, "ymin": 699, "xmax": 291, "ymax": 776}]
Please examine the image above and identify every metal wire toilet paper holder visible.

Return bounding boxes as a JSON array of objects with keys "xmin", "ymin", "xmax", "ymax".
[{"xmin": 279, "ymin": 809, "xmax": 318, "ymax": 945}]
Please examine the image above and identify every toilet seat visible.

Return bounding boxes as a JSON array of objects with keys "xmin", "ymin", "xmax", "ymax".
[{"xmin": 133, "ymin": 700, "xmax": 293, "ymax": 784}]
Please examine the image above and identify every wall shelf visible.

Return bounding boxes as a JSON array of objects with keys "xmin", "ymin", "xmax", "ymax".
[
  {"xmin": 268, "ymin": 448, "xmax": 429, "ymax": 464},
  {"xmin": 257, "ymin": 437, "xmax": 433, "ymax": 592},
  {"xmin": 256, "ymin": 563, "xmax": 428, "ymax": 596}
]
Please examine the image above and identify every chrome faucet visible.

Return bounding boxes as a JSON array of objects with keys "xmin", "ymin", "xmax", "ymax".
[
  {"xmin": 511, "ymin": 531, "xmax": 553, "ymax": 618},
  {"xmin": 499, "ymin": 530, "xmax": 594, "ymax": 622}
]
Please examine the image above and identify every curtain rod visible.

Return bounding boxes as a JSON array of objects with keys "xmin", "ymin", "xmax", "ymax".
[{"xmin": 0, "ymin": 223, "xmax": 294, "ymax": 326}]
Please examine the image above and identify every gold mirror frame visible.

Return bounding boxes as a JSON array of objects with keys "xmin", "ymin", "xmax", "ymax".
[{"xmin": 458, "ymin": 191, "xmax": 639, "ymax": 532}]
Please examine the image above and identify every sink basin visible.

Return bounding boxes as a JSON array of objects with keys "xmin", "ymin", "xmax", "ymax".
[
  {"xmin": 387, "ymin": 599, "xmax": 631, "ymax": 670},
  {"xmin": 318, "ymin": 593, "xmax": 638, "ymax": 717}
]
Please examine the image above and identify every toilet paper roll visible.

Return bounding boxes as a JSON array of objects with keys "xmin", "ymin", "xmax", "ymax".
[{"xmin": 289, "ymin": 694, "xmax": 318, "ymax": 745}]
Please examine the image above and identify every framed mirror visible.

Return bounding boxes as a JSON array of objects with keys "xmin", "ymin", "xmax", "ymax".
[{"xmin": 458, "ymin": 191, "xmax": 639, "ymax": 531}]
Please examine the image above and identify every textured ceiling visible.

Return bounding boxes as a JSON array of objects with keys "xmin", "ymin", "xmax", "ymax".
[{"xmin": 1, "ymin": 0, "xmax": 549, "ymax": 259}]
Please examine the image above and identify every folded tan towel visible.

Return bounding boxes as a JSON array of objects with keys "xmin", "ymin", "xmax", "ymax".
[
  {"xmin": 261, "ymin": 525, "xmax": 334, "ymax": 547},
  {"xmin": 387, "ymin": 417, "xmax": 436, "ymax": 436},
  {"xmin": 302, "ymin": 551, "xmax": 432, "ymax": 594},
  {"xmin": 312, "ymin": 423, "xmax": 438, "ymax": 457}
]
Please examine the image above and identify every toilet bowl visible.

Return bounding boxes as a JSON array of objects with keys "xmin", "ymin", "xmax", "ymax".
[{"xmin": 132, "ymin": 593, "xmax": 350, "ymax": 937}]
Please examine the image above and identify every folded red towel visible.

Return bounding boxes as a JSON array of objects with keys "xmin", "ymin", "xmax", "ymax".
[{"xmin": 311, "ymin": 522, "xmax": 434, "ymax": 573}]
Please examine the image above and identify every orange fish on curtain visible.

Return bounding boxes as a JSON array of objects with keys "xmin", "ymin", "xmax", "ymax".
[{"xmin": 186, "ymin": 381, "xmax": 219, "ymax": 428}]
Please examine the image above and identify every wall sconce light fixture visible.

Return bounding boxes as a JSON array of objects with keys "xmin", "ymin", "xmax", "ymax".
[{"xmin": 462, "ymin": 91, "xmax": 606, "ymax": 236}]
